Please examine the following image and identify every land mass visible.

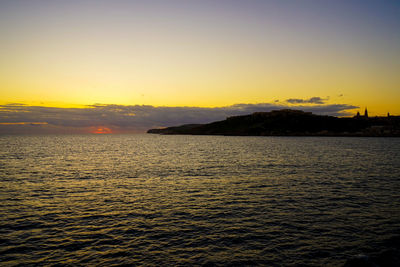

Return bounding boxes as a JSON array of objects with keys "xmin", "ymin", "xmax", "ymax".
[{"xmin": 147, "ymin": 109, "xmax": 400, "ymax": 137}]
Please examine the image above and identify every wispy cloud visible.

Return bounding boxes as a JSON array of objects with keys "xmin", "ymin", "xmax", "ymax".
[
  {"xmin": 0, "ymin": 101, "xmax": 358, "ymax": 134},
  {"xmin": 0, "ymin": 122, "xmax": 48, "ymax": 125},
  {"xmin": 286, "ymin": 97, "xmax": 328, "ymax": 104}
]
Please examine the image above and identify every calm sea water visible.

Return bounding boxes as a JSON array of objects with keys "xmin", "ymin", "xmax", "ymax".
[{"xmin": 0, "ymin": 135, "xmax": 399, "ymax": 266}]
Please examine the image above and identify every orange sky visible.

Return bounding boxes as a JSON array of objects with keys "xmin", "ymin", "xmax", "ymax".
[{"xmin": 0, "ymin": 1, "xmax": 399, "ymax": 117}]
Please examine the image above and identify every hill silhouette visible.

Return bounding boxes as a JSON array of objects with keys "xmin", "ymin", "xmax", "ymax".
[{"xmin": 147, "ymin": 109, "xmax": 400, "ymax": 137}]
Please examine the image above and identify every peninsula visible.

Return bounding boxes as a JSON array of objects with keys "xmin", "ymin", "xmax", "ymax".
[{"xmin": 147, "ymin": 109, "xmax": 400, "ymax": 137}]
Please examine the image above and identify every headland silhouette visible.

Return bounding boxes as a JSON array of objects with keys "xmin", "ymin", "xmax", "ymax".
[{"xmin": 147, "ymin": 109, "xmax": 400, "ymax": 137}]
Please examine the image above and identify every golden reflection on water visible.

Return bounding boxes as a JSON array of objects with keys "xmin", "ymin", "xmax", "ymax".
[{"xmin": 0, "ymin": 135, "xmax": 400, "ymax": 266}]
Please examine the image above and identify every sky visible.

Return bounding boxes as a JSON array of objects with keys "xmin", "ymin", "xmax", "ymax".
[{"xmin": 0, "ymin": 0, "xmax": 399, "ymax": 133}]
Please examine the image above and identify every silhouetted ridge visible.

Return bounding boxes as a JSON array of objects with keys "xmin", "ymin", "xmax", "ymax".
[{"xmin": 147, "ymin": 109, "xmax": 400, "ymax": 137}]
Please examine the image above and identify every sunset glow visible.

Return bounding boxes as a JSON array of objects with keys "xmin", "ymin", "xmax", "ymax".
[
  {"xmin": 1, "ymin": 2, "xmax": 400, "ymax": 265},
  {"xmin": 0, "ymin": 0, "xmax": 399, "ymax": 133},
  {"xmin": 91, "ymin": 127, "xmax": 113, "ymax": 134}
]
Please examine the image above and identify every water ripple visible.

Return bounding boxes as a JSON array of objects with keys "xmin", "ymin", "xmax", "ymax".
[{"xmin": 0, "ymin": 135, "xmax": 399, "ymax": 266}]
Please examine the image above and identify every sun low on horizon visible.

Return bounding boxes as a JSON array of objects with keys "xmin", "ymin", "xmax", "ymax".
[{"xmin": 0, "ymin": 0, "xmax": 399, "ymax": 133}]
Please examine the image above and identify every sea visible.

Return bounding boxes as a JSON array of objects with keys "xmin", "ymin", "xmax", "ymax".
[{"xmin": 0, "ymin": 135, "xmax": 399, "ymax": 266}]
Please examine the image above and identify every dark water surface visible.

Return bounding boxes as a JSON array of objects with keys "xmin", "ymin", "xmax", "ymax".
[{"xmin": 1, "ymin": 135, "xmax": 399, "ymax": 266}]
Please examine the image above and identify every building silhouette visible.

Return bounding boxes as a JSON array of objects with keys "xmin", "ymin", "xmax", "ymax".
[{"xmin": 355, "ymin": 108, "xmax": 369, "ymax": 118}]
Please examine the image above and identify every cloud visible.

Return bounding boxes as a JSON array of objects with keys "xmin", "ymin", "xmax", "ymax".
[
  {"xmin": 0, "ymin": 102, "xmax": 358, "ymax": 134},
  {"xmin": 286, "ymin": 97, "xmax": 328, "ymax": 104},
  {"xmin": 0, "ymin": 122, "xmax": 48, "ymax": 125}
]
